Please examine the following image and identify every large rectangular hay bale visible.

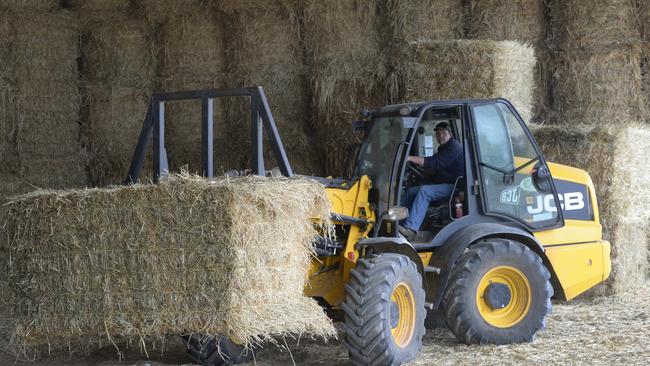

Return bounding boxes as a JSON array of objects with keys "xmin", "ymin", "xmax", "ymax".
[
  {"xmin": 550, "ymin": 0, "xmax": 639, "ymax": 51},
  {"xmin": 531, "ymin": 124, "xmax": 650, "ymax": 294},
  {"xmin": 392, "ymin": 40, "xmax": 536, "ymax": 122},
  {"xmin": 219, "ymin": 0, "xmax": 318, "ymax": 175},
  {"xmin": 552, "ymin": 46, "xmax": 645, "ymax": 125},
  {"xmin": 382, "ymin": 0, "xmax": 464, "ymax": 42},
  {"xmin": 302, "ymin": 0, "xmax": 385, "ymax": 176},
  {"xmin": 1, "ymin": 175, "xmax": 335, "ymax": 356},
  {"xmin": 466, "ymin": 0, "xmax": 547, "ymax": 43}
]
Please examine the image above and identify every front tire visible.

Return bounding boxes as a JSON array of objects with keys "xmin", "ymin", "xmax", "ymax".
[
  {"xmin": 182, "ymin": 334, "xmax": 253, "ymax": 366},
  {"xmin": 442, "ymin": 239, "xmax": 553, "ymax": 345},
  {"xmin": 342, "ymin": 253, "xmax": 426, "ymax": 366}
]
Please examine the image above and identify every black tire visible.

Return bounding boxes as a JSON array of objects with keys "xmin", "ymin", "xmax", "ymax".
[
  {"xmin": 342, "ymin": 253, "xmax": 426, "ymax": 366},
  {"xmin": 442, "ymin": 239, "xmax": 553, "ymax": 345},
  {"xmin": 182, "ymin": 334, "xmax": 253, "ymax": 366}
]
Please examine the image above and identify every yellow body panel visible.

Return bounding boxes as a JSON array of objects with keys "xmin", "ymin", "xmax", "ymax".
[
  {"xmin": 544, "ymin": 241, "xmax": 611, "ymax": 300},
  {"xmin": 534, "ymin": 161, "xmax": 610, "ymax": 299},
  {"xmin": 304, "ymin": 176, "xmax": 375, "ymax": 305}
]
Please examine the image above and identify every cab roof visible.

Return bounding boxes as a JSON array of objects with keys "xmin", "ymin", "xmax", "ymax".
[{"xmin": 374, "ymin": 98, "xmax": 509, "ymax": 117}]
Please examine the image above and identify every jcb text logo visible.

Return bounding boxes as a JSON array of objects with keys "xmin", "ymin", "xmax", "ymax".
[{"xmin": 527, "ymin": 192, "xmax": 585, "ymax": 214}]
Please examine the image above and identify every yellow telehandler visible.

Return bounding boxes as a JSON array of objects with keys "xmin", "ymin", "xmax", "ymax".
[{"xmin": 126, "ymin": 87, "xmax": 610, "ymax": 366}]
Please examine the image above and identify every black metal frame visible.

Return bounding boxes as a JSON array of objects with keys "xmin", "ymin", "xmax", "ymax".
[{"xmin": 125, "ymin": 86, "xmax": 293, "ymax": 184}]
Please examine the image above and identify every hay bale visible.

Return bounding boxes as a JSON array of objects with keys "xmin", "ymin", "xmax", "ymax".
[
  {"xmin": 157, "ymin": 4, "xmax": 227, "ymax": 174},
  {"xmin": 382, "ymin": 0, "xmax": 464, "ymax": 42},
  {"xmin": 0, "ymin": 75, "xmax": 17, "ymax": 172},
  {"xmin": 531, "ymin": 124, "xmax": 650, "ymax": 295},
  {"xmin": 550, "ymin": 0, "xmax": 639, "ymax": 51},
  {"xmin": 641, "ymin": 3, "xmax": 650, "ymax": 123},
  {"xmin": 465, "ymin": 0, "xmax": 549, "ymax": 121},
  {"xmin": 81, "ymin": 11, "xmax": 156, "ymax": 185},
  {"xmin": 1, "ymin": 174, "xmax": 335, "ymax": 357},
  {"xmin": 302, "ymin": 0, "xmax": 385, "ymax": 176},
  {"xmin": 0, "ymin": 0, "xmax": 58, "ymax": 12},
  {"xmin": 219, "ymin": 0, "xmax": 319, "ymax": 175},
  {"xmin": 552, "ymin": 46, "xmax": 645, "ymax": 125},
  {"xmin": 140, "ymin": 0, "xmax": 206, "ymax": 24},
  {"xmin": 3, "ymin": 9, "xmax": 86, "ymax": 189},
  {"xmin": 70, "ymin": 0, "xmax": 131, "ymax": 15},
  {"xmin": 465, "ymin": 0, "xmax": 547, "ymax": 43},
  {"xmin": 392, "ymin": 40, "xmax": 536, "ymax": 121}
]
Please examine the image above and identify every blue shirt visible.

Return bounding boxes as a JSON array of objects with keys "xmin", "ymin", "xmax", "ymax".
[{"xmin": 423, "ymin": 138, "xmax": 464, "ymax": 184}]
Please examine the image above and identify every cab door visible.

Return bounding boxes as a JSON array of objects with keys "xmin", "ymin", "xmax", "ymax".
[{"xmin": 470, "ymin": 101, "xmax": 563, "ymax": 230}]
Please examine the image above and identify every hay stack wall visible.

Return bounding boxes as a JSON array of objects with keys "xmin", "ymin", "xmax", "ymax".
[
  {"xmin": 465, "ymin": 0, "xmax": 549, "ymax": 121},
  {"xmin": 302, "ymin": 0, "xmax": 385, "ymax": 177},
  {"xmin": 218, "ymin": 0, "xmax": 318, "ymax": 175},
  {"xmin": 532, "ymin": 124, "xmax": 650, "ymax": 294},
  {"xmin": 152, "ymin": 1, "xmax": 227, "ymax": 174},
  {"xmin": 392, "ymin": 40, "xmax": 535, "ymax": 121},
  {"xmin": 79, "ymin": 3, "xmax": 156, "ymax": 186},
  {"xmin": 2, "ymin": 175, "xmax": 335, "ymax": 356},
  {"xmin": 549, "ymin": 0, "xmax": 644, "ymax": 125},
  {"xmin": 1, "ymin": 7, "xmax": 86, "ymax": 190}
]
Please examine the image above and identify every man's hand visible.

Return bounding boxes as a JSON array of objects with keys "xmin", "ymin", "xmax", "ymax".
[{"xmin": 407, "ymin": 156, "xmax": 425, "ymax": 167}]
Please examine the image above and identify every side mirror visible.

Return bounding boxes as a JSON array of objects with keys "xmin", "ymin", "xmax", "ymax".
[{"xmin": 532, "ymin": 163, "xmax": 552, "ymax": 193}]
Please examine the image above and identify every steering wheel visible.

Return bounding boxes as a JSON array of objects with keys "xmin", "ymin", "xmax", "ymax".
[{"xmin": 406, "ymin": 161, "xmax": 425, "ymax": 180}]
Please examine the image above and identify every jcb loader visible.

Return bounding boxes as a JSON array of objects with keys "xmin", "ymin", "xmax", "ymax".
[{"xmin": 126, "ymin": 87, "xmax": 611, "ymax": 366}]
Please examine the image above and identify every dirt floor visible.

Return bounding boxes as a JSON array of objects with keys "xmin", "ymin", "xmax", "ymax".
[{"xmin": 1, "ymin": 288, "xmax": 648, "ymax": 366}]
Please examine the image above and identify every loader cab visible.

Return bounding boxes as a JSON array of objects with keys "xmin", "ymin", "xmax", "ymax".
[{"xmin": 355, "ymin": 99, "xmax": 564, "ymax": 246}]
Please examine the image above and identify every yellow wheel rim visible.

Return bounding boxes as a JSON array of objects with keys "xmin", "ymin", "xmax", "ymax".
[
  {"xmin": 476, "ymin": 266, "xmax": 531, "ymax": 328},
  {"xmin": 390, "ymin": 282, "xmax": 416, "ymax": 348}
]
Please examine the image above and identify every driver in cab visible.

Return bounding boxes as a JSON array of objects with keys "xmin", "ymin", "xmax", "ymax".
[{"xmin": 399, "ymin": 122, "xmax": 464, "ymax": 241}]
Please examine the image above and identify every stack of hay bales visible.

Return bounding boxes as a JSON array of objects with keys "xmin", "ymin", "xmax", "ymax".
[
  {"xmin": 391, "ymin": 40, "xmax": 536, "ymax": 121},
  {"xmin": 302, "ymin": 0, "xmax": 385, "ymax": 177},
  {"xmin": 549, "ymin": 0, "xmax": 644, "ymax": 124},
  {"xmin": 464, "ymin": 0, "xmax": 549, "ymax": 121},
  {"xmin": 77, "ymin": 1, "xmax": 157, "ymax": 186},
  {"xmin": 531, "ymin": 124, "xmax": 650, "ymax": 294},
  {"xmin": 0, "ymin": 6, "xmax": 86, "ymax": 192},
  {"xmin": 218, "ymin": 0, "xmax": 318, "ymax": 175},
  {"xmin": 148, "ymin": 1, "xmax": 227, "ymax": 175},
  {"xmin": 1, "ymin": 174, "xmax": 335, "ymax": 357}
]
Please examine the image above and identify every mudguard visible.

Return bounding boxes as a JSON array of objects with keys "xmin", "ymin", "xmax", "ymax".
[
  {"xmin": 357, "ymin": 237, "xmax": 428, "ymax": 295},
  {"xmin": 426, "ymin": 222, "xmax": 556, "ymax": 309}
]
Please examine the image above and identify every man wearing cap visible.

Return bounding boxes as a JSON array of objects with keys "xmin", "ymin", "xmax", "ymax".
[{"xmin": 399, "ymin": 122, "xmax": 464, "ymax": 241}]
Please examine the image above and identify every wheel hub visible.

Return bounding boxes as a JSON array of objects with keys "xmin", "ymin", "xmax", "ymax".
[
  {"xmin": 390, "ymin": 301, "xmax": 400, "ymax": 328},
  {"xmin": 484, "ymin": 282, "xmax": 511, "ymax": 309},
  {"xmin": 390, "ymin": 282, "xmax": 416, "ymax": 348},
  {"xmin": 476, "ymin": 265, "xmax": 532, "ymax": 328}
]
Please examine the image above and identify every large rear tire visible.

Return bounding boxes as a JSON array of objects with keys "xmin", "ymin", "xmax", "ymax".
[
  {"xmin": 442, "ymin": 239, "xmax": 553, "ymax": 345},
  {"xmin": 342, "ymin": 253, "xmax": 426, "ymax": 366},
  {"xmin": 182, "ymin": 334, "xmax": 253, "ymax": 366}
]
